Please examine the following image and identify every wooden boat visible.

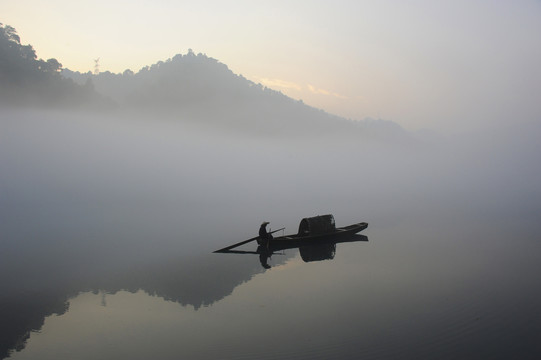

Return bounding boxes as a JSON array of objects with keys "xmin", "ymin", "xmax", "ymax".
[
  {"xmin": 214, "ymin": 214, "xmax": 367, "ymax": 253},
  {"xmin": 263, "ymin": 221, "xmax": 367, "ymax": 247}
]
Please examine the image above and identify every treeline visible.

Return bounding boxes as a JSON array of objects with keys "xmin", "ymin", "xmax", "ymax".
[{"xmin": 0, "ymin": 23, "xmax": 112, "ymax": 109}]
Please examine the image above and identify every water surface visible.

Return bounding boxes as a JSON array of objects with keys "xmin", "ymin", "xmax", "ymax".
[{"xmin": 1, "ymin": 111, "xmax": 540, "ymax": 359}]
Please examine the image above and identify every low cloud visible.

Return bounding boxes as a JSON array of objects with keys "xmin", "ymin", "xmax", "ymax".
[
  {"xmin": 255, "ymin": 77, "xmax": 350, "ymax": 100},
  {"xmin": 307, "ymin": 84, "xmax": 348, "ymax": 99},
  {"xmin": 257, "ymin": 77, "xmax": 302, "ymax": 91}
]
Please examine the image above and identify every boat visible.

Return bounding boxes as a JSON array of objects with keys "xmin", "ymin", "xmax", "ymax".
[
  {"xmin": 262, "ymin": 217, "xmax": 367, "ymax": 247},
  {"xmin": 214, "ymin": 214, "xmax": 368, "ymax": 253}
]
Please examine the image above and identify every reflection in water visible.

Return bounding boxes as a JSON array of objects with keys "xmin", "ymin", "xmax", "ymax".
[
  {"xmin": 0, "ymin": 249, "xmax": 280, "ymax": 359},
  {"xmin": 259, "ymin": 247, "xmax": 272, "ymax": 269},
  {"xmin": 218, "ymin": 234, "xmax": 368, "ymax": 269},
  {"xmin": 299, "ymin": 242, "xmax": 336, "ymax": 262}
]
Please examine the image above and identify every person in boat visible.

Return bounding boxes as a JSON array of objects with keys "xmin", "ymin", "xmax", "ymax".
[{"xmin": 257, "ymin": 221, "xmax": 273, "ymax": 246}]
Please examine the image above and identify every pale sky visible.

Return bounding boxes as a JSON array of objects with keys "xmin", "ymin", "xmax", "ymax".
[{"xmin": 3, "ymin": 0, "xmax": 541, "ymax": 132}]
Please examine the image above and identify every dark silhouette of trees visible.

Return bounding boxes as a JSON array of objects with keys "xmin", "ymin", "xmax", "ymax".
[
  {"xmin": 0, "ymin": 23, "xmax": 113, "ymax": 109},
  {"xmin": 1, "ymin": 23, "xmax": 42, "ymax": 85}
]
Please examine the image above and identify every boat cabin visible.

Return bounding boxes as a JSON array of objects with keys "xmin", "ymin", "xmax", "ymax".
[{"xmin": 298, "ymin": 214, "xmax": 336, "ymax": 236}]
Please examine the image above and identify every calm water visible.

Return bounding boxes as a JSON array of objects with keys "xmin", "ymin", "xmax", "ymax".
[{"xmin": 1, "ymin": 111, "xmax": 540, "ymax": 359}]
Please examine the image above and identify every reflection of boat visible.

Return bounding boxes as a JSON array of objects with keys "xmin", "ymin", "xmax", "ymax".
[
  {"xmin": 265, "ymin": 233, "xmax": 368, "ymax": 257},
  {"xmin": 300, "ymin": 242, "xmax": 336, "ymax": 262},
  {"xmin": 219, "ymin": 233, "xmax": 368, "ymax": 268}
]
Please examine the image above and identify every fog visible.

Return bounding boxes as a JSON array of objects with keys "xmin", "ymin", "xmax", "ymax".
[
  {"xmin": 1, "ymin": 106, "xmax": 540, "ymax": 358},
  {"xmin": 2, "ymin": 23, "xmax": 541, "ymax": 359},
  {"xmin": 2, "ymin": 107, "xmax": 539, "ymax": 272}
]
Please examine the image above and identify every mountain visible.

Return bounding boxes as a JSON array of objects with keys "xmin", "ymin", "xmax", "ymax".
[
  {"xmin": 1, "ymin": 22, "xmax": 408, "ymax": 139},
  {"xmin": 62, "ymin": 51, "xmax": 350, "ymax": 135},
  {"xmin": 63, "ymin": 50, "xmax": 410, "ymax": 139}
]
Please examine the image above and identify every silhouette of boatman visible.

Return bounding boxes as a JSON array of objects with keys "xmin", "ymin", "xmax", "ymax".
[{"xmin": 257, "ymin": 221, "xmax": 273, "ymax": 246}]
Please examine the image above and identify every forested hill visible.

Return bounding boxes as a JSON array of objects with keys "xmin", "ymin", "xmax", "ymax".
[
  {"xmin": 62, "ymin": 51, "xmax": 351, "ymax": 134},
  {"xmin": 1, "ymin": 23, "xmax": 407, "ymax": 139},
  {"xmin": 0, "ymin": 23, "xmax": 112, "ymax": 109},
  {"xmin": 64, "ymin": 51, "xmax": 407, "ymax": 138}
]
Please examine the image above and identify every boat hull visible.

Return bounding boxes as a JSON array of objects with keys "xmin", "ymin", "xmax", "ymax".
[{"xmin": 263, "ymin": 222, "xmax": 368, "ymax": 251}]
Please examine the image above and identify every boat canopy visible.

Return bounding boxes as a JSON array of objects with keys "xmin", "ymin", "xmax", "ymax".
[{"xmin": 298, "ymin": 214, "xmax": 336, "ymax": 236}]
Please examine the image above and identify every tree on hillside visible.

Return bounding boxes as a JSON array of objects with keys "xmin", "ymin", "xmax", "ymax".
[
  {"xmin": 0, "ymin": 23, "xmax": 113, "ymax": 109},
  {"xmin": 0, "ymin": 23, "xmax": 60, "ymax": 83}
]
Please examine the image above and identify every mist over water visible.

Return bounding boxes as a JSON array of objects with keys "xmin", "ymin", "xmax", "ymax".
[
  {"xmin": 1, "ymin": 106, "xmax": 540, "ymax": 359},
  {"xmin": 2, "ymin": 15, "xmax": 541, "ymax": 358}
]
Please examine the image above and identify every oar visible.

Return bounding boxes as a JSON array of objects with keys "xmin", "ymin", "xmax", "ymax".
[
  {"xmin": 214, "ymin": 249, "xmax": 286, "ymax": 255},
  {"xmin": 213, "ymin": 227, "xmax": 285, "ymax": 253}
]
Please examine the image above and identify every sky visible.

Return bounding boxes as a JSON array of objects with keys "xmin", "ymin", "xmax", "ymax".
[{"xmin": 2, "ymin": 0, "xmax": 541, "ymax": 132}]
